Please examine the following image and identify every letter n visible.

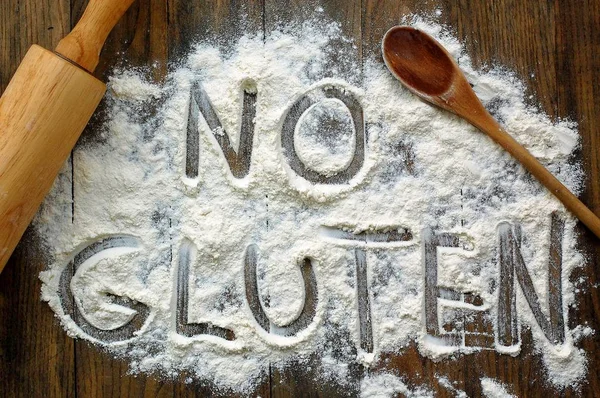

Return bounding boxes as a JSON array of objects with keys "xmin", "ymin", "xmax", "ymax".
[
  {"xmin": 186, "ymin": 81, "xmax": 257, "ymax": 179},
  {"xmin": 497, "ymin": 212, "xmax": 565, "ymax": 347}
]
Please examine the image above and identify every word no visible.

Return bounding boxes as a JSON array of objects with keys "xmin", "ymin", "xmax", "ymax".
[{"xmin": 185, "ymin": 81, "xmax": 366, "ymax": 184}]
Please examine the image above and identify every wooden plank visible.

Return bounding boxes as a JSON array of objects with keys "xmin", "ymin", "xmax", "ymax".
[
  {"xmin": 0, "ymin": 1, "xmax": 74, "ymax": 397},
  {"xmin": 0, "ymin": 0, "xmax": 70, "ymax": 91},
  {"xmin": 448, "ymin": 0, "xmax": 558, "ymax": 117},
  {"xmin": 262, "ymin": 1, "xmax": 364, "ymax": 396},
  {"xmin": 168, "ymin": 0, "xmax": 264, "ymax": 61},
  {"xmin": 264, "ymin": 0, "xmax": 362, "ymax": 63},
  {"xmin": 167, "ymin": 1, "xmax": 271, "ymax": 396},
  {"xmin": 67, "ymin": 1, "xmax": 174, "ymax": 397},
  {"xmin": 556, "ymin": 0, "xmax": 600, "ymax": 395},
  {"xmin": 0, "ymin": 233, "xmax": 76, "ymax": 397}
]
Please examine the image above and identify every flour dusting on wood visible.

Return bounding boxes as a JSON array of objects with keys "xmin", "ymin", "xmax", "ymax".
[{"xmin": 37, "ymin": 16, "xmax": 590, "ymax": 394}]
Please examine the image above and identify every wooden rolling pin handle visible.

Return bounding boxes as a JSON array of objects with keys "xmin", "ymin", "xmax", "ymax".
[{"xmin": 55, "ymin": 0, "xmax": 137, "ymax": 72}]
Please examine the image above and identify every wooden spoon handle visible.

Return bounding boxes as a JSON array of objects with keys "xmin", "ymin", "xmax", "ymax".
[
  {"xmin": 476, "ymin": 115, "xmax": 600, "ymax": 238},
  {"xmin": 55, "ymin": 0, "xmax": 137, "ymax": 72}
]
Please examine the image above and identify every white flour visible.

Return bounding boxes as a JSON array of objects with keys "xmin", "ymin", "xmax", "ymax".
[
  {"xmin": 360, "ymin": 373, "xmax": 433, "ymax": 397},
  {"xmin": 37, "ymin": 16, "xmax": 590, "ymax": 395},
  {"xmin": 480, "ymin": 378, "xmax": 516, "ymax": 397}
]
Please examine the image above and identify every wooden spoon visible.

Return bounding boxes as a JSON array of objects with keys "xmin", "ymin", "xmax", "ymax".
[{"xmin": 382, "ymin": 26, "xmax": 600, "ymax": 239}]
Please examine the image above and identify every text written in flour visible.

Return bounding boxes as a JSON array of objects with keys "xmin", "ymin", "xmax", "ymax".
[{"xmin": 59, "ymin": 213, "xmax": 566, "ymax": 355}]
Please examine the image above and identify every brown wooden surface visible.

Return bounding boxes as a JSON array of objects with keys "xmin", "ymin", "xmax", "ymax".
[{"xmin": 1, "ymin": 0, "xmax": 599, "ymax": 396}]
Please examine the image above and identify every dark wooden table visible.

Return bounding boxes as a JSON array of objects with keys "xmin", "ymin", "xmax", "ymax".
[{"xmin": 1, "ymin": 0, "xmax": 599, "ymax": 396}]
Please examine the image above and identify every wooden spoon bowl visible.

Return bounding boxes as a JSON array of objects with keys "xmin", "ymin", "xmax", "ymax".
[{"xmin": 382, "ymin": 27, "xmax": 455, "ymax": 97}]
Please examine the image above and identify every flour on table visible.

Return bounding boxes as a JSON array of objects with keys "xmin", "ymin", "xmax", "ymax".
[
  {"xmin": 481, "ymin": 377, "xmax": 516, "ymax": 398},
  {"xmin": 38, "ymin": 15, "xmax": 590, "ymax": 394},
  {"xmin": 437, "ymin": 376, "xmax": 468, "ymax": 398},
  {"xmin": 360, "ymin": 373, "xmax": 432, "ymax": 397},
  {"xmin": 294, "ymin": 98, "xmax": 356, "ymax": 176}
]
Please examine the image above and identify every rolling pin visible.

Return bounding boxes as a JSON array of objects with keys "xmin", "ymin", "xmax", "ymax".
[{"xmin": 0, "ymin": 0, "xmax": 136, "ymax": 272}]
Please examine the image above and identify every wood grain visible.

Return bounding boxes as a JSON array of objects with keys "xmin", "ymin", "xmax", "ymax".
[
  {"xmin": 55, "ymin": 0, "xmax": 137, "ymax": 72},
  {"xmin": 1, "ymin": 0, "xmax": 600, "ymax": 396},
  {"xmin": 0, "ymin": 0, "xmax": 70, "ymax": 92},
  {"xmin": 556, "ymin": 0, "xmax": 600, "ymax": 395},
  {"xmin": 0, "ymin": 2, "xmax": 74, "ymax": 396}
]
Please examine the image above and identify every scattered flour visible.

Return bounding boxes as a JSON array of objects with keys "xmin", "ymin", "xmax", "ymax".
[
  {"xmin": 437, "ymin": 376, "xmax": 468, "ymax": 397},
  {"xmin": 36, "ymin": 15, "xmax": 591, "ymax": 395},
  {"xmin": 481, "ymin": 377, "xmax": 516, "ymax": 398},
  {"xmin": 360, "ymin": 373, "xmax": 432, "ymax": 397},
  {"xmin": 109, "ymin": 70, "xmax": 162, "ymax": 102}
]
